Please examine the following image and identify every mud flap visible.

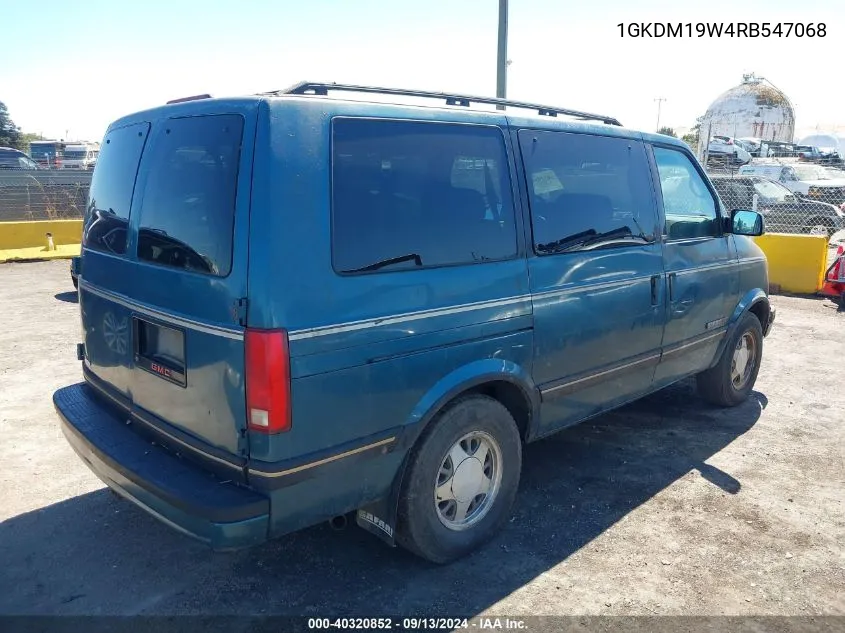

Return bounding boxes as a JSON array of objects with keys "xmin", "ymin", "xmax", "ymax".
[{"xmin": 355, "ymin": 456, "xmax": 410, "ymax": 547}]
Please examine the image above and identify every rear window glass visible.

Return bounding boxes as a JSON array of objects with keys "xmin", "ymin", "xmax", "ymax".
[
  {"xmin": 83, "ymin": 122, "xmax": 150, "ymax": 255},
  {"xmin": 331, "ymin": 119, "xmax": 517, "ymax": 273},
  {"xmin": 136, "ymin": 114, "xmax": 244, "ymax": 277}
]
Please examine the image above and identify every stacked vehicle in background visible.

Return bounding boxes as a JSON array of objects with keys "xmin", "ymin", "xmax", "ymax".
[
  {"xmin": 710, "ymin": 173, "xmax": 845, "ymax": 236},
  {"xmin": 62, "ymin": 143, "xmax": 100, "ymax": 170}
]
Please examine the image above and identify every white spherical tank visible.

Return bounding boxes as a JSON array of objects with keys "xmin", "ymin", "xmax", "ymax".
[{"xmin": 701, "ymin": 73, "xmax": 795, "ymax": 142}]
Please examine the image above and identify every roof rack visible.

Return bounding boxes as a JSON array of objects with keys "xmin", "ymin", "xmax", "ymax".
[
  {"xmin": 264, "ymin": 81, "xmax": 622, "ymax": 127},
  {"xmin": 166, "ymin": 94, "xmax": 212, "ymax": 104}
]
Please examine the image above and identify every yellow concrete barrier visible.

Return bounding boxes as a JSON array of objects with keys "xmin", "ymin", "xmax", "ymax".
[
  {"xmin": 752, "ymin": 233, "xmax": 828, "ymax": 295},
  {"xmin": 0, "ymin": 219, "xmax": 82, "ymax": 263}
]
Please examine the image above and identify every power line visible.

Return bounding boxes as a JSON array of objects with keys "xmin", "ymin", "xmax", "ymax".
[{"xmin": 654, "ymin": 97, "xmax": 667, "ymax": 132}]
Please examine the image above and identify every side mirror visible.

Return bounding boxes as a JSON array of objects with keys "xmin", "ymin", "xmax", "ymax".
[{"xmin": 728, "ymin": 209, "xmax": 765, "ymax": 236}]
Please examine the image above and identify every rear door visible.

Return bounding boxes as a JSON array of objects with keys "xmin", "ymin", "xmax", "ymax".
[
  {"xmin": 80, "ymin": 122, "xmax": 152, "ymax": 401},
  {"xmin": 80, "ymin": 107, "xmax": 256, "ymax": 458},
  {"xmin": 517, "ymin": 129, "xmax": 667, "ymax": 433}
]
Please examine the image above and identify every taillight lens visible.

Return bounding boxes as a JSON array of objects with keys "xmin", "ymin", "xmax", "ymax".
[{"xmin": 245, "ymin": 328, "xmax": 291, "ymax": 434}]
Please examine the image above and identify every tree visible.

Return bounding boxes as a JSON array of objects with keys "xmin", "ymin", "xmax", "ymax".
[
  {"xmin": 681, "ymin": 116, "xmax": 704, "ymax": 150},
  {"xmin": 0, "ymin": 101, "xmax": 22, "ymax": 149},
  {"xmin": 658, "ymin": 126, "xmax": 677, "ymax": 138},
  {"xmin": 18, "ymin": 132, "xmax": 42, "ymax": 154}
]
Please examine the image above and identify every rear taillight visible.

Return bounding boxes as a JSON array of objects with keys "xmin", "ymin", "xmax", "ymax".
[{"xmin": 245, "ymin": 328, "xmax": 291, "ymax": 434}]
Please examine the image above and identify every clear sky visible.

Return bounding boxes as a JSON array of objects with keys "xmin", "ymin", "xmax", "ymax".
[{"xmin": 2, "ymin": 0, "xmax": 842, "ymax": 142}]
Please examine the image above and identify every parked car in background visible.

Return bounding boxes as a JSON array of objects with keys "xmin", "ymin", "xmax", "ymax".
[
  {"xmin": 819, "ymin": 153, "xmax": 844, "ymax": 167},
  {"xmin": 795, "ymin": 145, "xmax": 825, "ymax": 161},
  {"xmin": 708, "ymin": 136, "xmax": 752, "ymax": 165},
  {"xmin": 53, "ymin": 82, "xmax": 774, "ymax": 564},
  {"xmin": 764, "ymin": 141, "xmax": 798, "ymax": 158},
  {"xmin": 738, "ymin": 137, "xmax": 770, "ymax": 158},
  {"xmin": 710, "ymin": 174, "xmax": 845, "ymax": 236},
  {"xmin": 62, "ymin": 143, "xmax": 100, "ymax": 170},
  {"xmin": 0, "ymin": 147, "xmax": 40, "ymax": 170},
  {"xmin": 738, "ymin": 162, "xmax": 845, "ymax": 206}
]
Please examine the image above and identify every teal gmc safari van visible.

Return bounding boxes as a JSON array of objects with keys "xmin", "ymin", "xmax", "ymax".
[{"xmin": 54, "ymin": 82, "xmax": 774, "ymax": 563}]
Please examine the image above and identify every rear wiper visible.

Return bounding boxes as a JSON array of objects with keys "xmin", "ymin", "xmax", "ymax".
[{"xmin": 348, "ymin": 253, "xmax": 423, "ymax": 273}]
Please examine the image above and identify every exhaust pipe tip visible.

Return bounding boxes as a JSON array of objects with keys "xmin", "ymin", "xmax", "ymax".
[{"xmin": 329, "ymin": 514, "xmax": 348, "ymax": 531}]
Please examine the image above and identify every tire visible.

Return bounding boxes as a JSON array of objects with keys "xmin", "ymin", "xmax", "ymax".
[
  {"xmin": 396, "ymin": 395, "xmax": 522, "ymax": 564},
  {"xmin": 696, "ymin": 312, "xmax": 764, "ymax": 407},
  {"xmin": 72, "ymin": 276, "xmax": 79, "ymax": 290}
]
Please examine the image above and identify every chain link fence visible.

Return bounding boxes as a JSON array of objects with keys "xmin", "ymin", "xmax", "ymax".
[
  {"xmin": 0, "ymin": 170, "xmax": 91, "ymax": 222},
  {"xmin": 704, "ymin": 158, "xmax": 845, "ymax": 239}
]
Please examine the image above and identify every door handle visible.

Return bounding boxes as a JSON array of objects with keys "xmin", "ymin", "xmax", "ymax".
[
  {"xmin": 668, "ymin": 273, "xmax": 677, "ymax": 302},
  {"xmin": 650, "ymin": 275, "xmax": 660, "ymax": 305}
]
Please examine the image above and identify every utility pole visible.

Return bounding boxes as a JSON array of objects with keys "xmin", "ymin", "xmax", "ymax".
[
  {"xmin": 496, "ymin": 0, "xmax": 508, "ymax": 110},
  {"xmin": 654, "ymin": 97, "xmax": 667, "ymax": 132}
]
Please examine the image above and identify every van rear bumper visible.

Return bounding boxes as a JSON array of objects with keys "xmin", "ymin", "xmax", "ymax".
[{"xmin": 53, "ymin": 383, "xmax": 270, "ymax": 551}]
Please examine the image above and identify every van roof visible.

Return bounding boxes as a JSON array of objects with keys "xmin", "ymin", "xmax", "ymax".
[{"xmin": 106, "ymin": 82, "xmax": 689, "ymax": 151}]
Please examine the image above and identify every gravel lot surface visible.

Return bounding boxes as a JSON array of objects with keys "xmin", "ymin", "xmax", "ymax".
[{"xmin": 1, "ymin": 260, "xmax": 843, "ymax": 619}]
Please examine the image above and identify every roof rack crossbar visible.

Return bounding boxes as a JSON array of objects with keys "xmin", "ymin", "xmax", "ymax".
[{"xmin": 267, "ymin": 81, "xmax": 622, "ymax": 126}]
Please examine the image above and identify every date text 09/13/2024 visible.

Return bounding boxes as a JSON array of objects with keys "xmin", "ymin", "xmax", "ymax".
[
  {"xmin": 618, "ymin": 22, "xmax": 827, "ymax": 38},
  {"xmin": 307, "ymin": 618, "xmax": 527, "ymax": 630}
]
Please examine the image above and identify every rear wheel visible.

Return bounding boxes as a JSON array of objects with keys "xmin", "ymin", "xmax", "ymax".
[
  {"xmin": 396, "ymin": 395, "xmax": 522, "ymax": 564},
  {"xmin": 696, "ymin": 312, "xmax": 763, "ymax": 407}
]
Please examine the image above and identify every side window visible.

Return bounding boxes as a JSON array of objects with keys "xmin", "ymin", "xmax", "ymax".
[
  {"xmin": 83, "ymin": 122, "xmax": 150, "ymax": 255},
  {"xmin": 652, "ymin": 146, "xmax": 719, "ymax": 240},
  {"xmin": 331, "ymin": 119, "xmax": 517, "ymax": 273},
  {"xmin": 517, "ymin": 130, "xmax": 657, "ymax": 253},
  {"xmin": 136, "ymin": 114, "xmax": 244, "ymax": 277}
]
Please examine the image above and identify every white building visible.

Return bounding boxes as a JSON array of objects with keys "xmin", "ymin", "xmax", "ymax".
[{"xmin": 700, "ymin": 73, "xmax": 795, "ymax": 144}]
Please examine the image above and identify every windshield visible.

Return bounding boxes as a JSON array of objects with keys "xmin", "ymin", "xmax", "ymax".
[
  {"xmin": 753, "ymin": 179, "xmax": 792, "ymax": 202},
  {"xmin": 64, "ymin": 150, "xmax": 87, "ymax": 159}
]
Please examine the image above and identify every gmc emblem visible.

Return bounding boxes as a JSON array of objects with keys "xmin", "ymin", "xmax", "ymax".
[{"xmin": 150, "ymin": 363, "xmax": 172, "ymax": 378}]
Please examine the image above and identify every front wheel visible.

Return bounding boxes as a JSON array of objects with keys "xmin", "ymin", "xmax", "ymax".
[
  {"xmin": 396, "ymin": 395, "xmax": 522, "ymax": 564},
  {"xmin": 696, "ymin": 312, "xmax": 764, "ymax": 407}
]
